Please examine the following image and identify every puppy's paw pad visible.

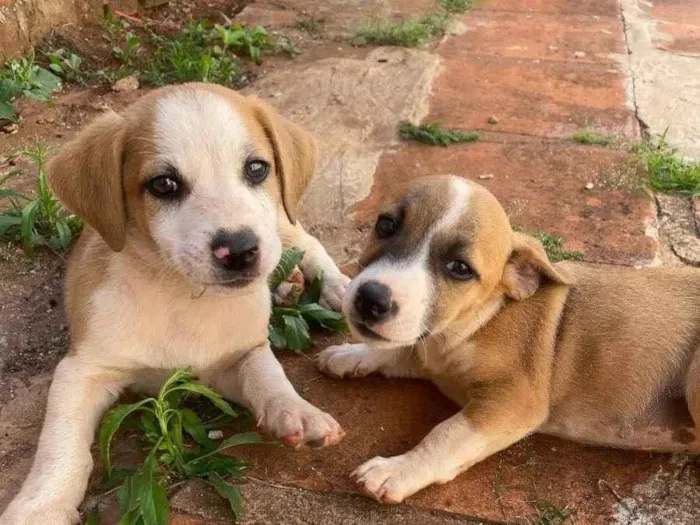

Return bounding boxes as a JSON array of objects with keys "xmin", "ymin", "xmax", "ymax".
[
  {"xmin": 319, "ymin": 273, "xmax": 351, "ymax": 312},
  {"xmin": 317, "ymin": 344, "xmax": 375, "ymax": 379},
  {"xmin": 352, "ymin": 455, "xmax": 416, "ymax": 504},
  {"xmin": 261, "ymin": 399, "xmax": 344, "ymax": 448}
]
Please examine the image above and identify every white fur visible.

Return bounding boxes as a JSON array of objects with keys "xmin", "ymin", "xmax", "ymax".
[{"xmin": 344, "ymin": 177, "xmax": 471, "ymax": 346}]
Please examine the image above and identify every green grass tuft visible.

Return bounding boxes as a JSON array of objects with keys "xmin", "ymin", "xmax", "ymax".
[
  {"xmin": 635, "ymin": 131, "xmax": 700, "ymax": 196},
  {"xmin": 399, "ymin": 120, "xmax": 479, "ymax": 146},
  {"xmin": 517, "ymin": 228, "xmax": 584, "ymax": 263},
  {"xmin": 99, "ymin": 369, "xmax": 262, "ymax": 524},
  {"xmin": 572, "ymin": 130, "xmax": 615, "ymax": 147},
  {"xmin": 0, "ymin": 142, "xmax": 82, "ymax": 257},
  {"xmin": 356, "ymin": 11, "xmax": 450, "ymax": 47},
  {"xmin": 440, "ymin": 0, "xmax": 476, "ymax": 13}
]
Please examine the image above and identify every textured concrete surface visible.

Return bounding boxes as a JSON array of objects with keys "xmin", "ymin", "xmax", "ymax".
[{"xmin": 621, "ymin": 0, "xmax": 700, "ymax": 159}]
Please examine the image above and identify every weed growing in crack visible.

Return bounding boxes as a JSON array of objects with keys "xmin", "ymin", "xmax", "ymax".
[
  {"xmin": 98, "ymin": 369, "xmax": 262, "ymax": 525},
  {"xmin": 0, "ymin": 142, "xmax": 81, "ymax": 257},
  {"xmin": 440, "ymin": 0, "xmax": 477, "ymax": 13},
  {"xmin": 572, "ymin": 129, "xmax": 616, "ymax": 147},
  {"xmin": 356, "ymin": 11, "xmax": 450, "ymax": 47},
  {"xmin": 399, "ymin": 120, "xmax": 479, "ymax": 146},
  {"xmin": 635, "ymin": 130, "xmax": 700, "ymax": 196}
]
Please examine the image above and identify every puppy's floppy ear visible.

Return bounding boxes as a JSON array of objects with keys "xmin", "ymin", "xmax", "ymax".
[
  {"xmin": 501, "ymin": 232, "xmax": 573, "ymax": 300},
  {"xmin": 47, "ymin": 111, "xmax": 127, "ymax": 252},
  {"xmin": 253, "ymin": 100, "xmax": 317, "ymax": 224}
]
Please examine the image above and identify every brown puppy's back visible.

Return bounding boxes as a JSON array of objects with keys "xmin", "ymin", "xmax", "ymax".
[{"xmin": 545, "ymin": 263, "xmax": 700, "ymax": 452}]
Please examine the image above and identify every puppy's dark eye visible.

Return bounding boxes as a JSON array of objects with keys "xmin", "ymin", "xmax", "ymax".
[
  {"xmin": 244, "ymin": 158, "xmax": 270, "ymax": 185},
  {"xmin": 445, "ymin": 260, "xmax": 475, "ymax": 281},
  {"xmin": 147, "ymin": 175, "xmax": 181, "ymax": 199},
  {"xmin": 376, "ymin": 214, "xmax": 398, "ymax": 238}
]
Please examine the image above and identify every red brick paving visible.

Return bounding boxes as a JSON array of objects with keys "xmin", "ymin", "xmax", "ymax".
[{"xmin": 647, "ymin": 0, "xmax": 700, "ymax": 55}]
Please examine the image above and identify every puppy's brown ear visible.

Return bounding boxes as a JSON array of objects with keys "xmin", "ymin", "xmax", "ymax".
[
  {"xmin": 253, "ymin": 100, "xmax": 317, "ymax": 224},
  {"xmin": 502, "ymin": 232, "xmax": 573, "ymax": 300},
  {"xmin": 47, "ymin": 112, "xmax": 127, "ymax": 252}
]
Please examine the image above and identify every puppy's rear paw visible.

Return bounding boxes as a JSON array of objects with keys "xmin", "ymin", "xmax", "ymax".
[
  {"xmin": 260, "ymin": 398, "xmax": 344, "ymax": 448},
  {"xmin": 351, "ymin": 454, "xmax": 423, "ymax": 504},
  {"xmin": 316, "ymin": 343, "xmax": 377, "ymax": 379}
]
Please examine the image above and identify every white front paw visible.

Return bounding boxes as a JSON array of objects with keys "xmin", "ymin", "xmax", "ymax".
[
  {"xmin": 316, "ymin": 343, "xmax": 377, "ymax": 379},
  {"xmin": 352, "ymin": 454, "xmax": 426, "ymax": 504},
  {"xmin": 320, "ymin": 272, "xmax": 351, "ymax": 311},
  {"xmin": 259, "ymin": 397, "xmax": 344, "ymax": 448},
  {"xmin": 0, "ymin": 501, "xmax": 79, "ymax": 525}
]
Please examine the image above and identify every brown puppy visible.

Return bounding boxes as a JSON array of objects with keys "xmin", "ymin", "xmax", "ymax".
[
  {"xmin": 1, "ymin": 83, "xmax": 349, "ymax": 525},
  {"xmin": 318, "ymin": 175, "xmax": 700, "ymax": 504}
]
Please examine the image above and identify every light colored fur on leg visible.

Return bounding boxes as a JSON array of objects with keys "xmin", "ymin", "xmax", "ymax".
[{"xmin": 317, "ymin": 344, "xmax": 426, "ymax": 379}]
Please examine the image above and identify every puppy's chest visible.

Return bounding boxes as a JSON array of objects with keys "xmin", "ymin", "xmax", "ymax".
[{"xmin": 85, "ymin": 283, "xmax": 270, "ymax": 369}]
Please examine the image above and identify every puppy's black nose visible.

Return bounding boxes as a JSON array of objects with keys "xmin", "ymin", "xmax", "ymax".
[
  {"xmin": 354, "ymin": 281, "xmax": 393, "ymax": 323},
  {"xmin": 211, "ymin": 228, "xmax": 259, "ymax": 272}
]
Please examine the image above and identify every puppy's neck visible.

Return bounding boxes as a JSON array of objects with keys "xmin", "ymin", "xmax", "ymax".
[{"xmin": 434, "ymin": 296, "xmax": 505, "ymax": 351}]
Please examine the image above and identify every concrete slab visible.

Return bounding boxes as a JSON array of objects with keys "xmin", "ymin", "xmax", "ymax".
[
  {"xmin": 621, "ymin": 0, "xmax": 700, "ymax": 159},
  {"xmin": 429, "ymin": 56, "xmax": 638, "ymax": 139},
  {"xmin": 447, "ymin": 11, "xmax": 626, "ymax": 64}
]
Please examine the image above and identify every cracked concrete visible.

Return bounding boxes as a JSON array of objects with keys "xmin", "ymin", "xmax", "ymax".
[{"xmin": 621, "ymin": 0, "xmax": 700, "ymax": 159}]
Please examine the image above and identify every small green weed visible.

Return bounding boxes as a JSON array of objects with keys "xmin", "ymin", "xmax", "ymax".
[
  {"xmin": 517, "ymin": 229, "xmax": 584, "ymax": 263},
  {"xmin": 530, "ymin": 500, "xmax": 572, "ymax": 525},
  {"xmin": 0, "ymin": 52, "xmax": 61, "ymax": 122},
  {"xmin": 112, "ymin": 31, "xmax": 143, "ymax": 67},
  {"xmin": 635, "ymin": 131, "xmax": 700, "ymax": 196},
  {"xmin": 0, "ymin": 142, "xmax": 81, "ymax": 257},
  {"xmin": 99, "ymin": 369, "xmax": 262, "ymax": 525},
  {"xmin": 213, "ymin": 23, "xmax": 272, "ymax": 64},
  {"xmin": 44, "ymin": 48, "xmax": 84, "ymax": 83},
  {"xmin": 296, "ymin": 16, "xmax": 325, "ymax": 39},
  {"xmin": 268, "ymin": 248, "xmax": 348, "ymax": 354},
  {"xmin": 440, "ymin": 0, "xmax": 476, "ymax": 13},
  {"xmin": 356, "ymin": 10, "xmax": 450, "ymax": 47},
  {"xmin": 399, "ymin": 120, "xmax": 479, "ymax": 146},
  {"xmin": 572, "ymin": 129, "xmax": 615, "ymax": 147}
]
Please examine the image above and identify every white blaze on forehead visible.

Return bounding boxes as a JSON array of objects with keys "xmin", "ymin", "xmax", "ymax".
[{"xmin": 347, "ymin": 176, "xmax": 472, "ymax": 344}]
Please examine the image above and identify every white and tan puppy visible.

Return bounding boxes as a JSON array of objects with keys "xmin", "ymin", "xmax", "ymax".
[
  {"xmin": 318, "ymin": 175, "xmax": 700, "ymax": 504},
  {"xmin": 0, "ymin": 83, "xmax": 349, "ymax": 525}
]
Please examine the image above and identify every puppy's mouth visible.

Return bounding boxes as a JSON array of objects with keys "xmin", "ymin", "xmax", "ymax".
[
  {"xmin": 201, "ymin": 275, "xmax": 258, "ymax": 289},
  {"xmin": 352, "ymin": 318, "xmax": 393, "ymax": 342}
]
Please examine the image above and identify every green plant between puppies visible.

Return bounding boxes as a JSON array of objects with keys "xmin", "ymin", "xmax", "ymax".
[
  {"xmin": 0, "ymin": 142, "xmax": 82, "ymax": 257},
  {"xmin": 268, "ymin": 248, "xmax": 348, "ymax": 354},
  {"xmin": 98, "ymin": 369, "xmax": 262, "ymax": 525},
  {"xmin": 399, "ymin": 120, "xmax": 480, "ymax": 146}
]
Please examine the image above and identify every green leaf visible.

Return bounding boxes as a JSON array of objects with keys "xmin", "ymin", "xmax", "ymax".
[
  {"xmin": 117, "ymin": 473, "xmax": 139, "ymax": 519},
  {"xmin": 181, "ymin": 409, "xmax": 216, "ymax": 449},
  {"xmin": 299, "ymin": 271, "xmax": 323, "ymax": 305},
  {"xmin": 268, "ymin": 321, "xmax": 286, "ymax": 349},
  {"xmin": 20, "ymin": 199, "xmax": 40, "ymax": 257},
  {"xmin": 207, "ymin": 475, "xmax": 244, "ymax": 521},
  {"xmin": 0, "ymin": 188, "xmax": 30, "ymax": 200},
  {"xmin": 99, "ymin": 398, "xmax": 155, "ymax": 475},
  {"xmin": 298, "ymin": 303, "xmax": 348, "ymax": 333},
  {"xmin": 139, "ymin": 455, "xmax": 169, "ymax": 525},
  {"xmin": 268, "ymin": 247, "xmax": 305, "ymax": 290},
  {"xmin": 169, "ymin": 383, "xmax": 237, "ymax": 417},
  {"xmin": 85, "ymin": 509, "xmax": 100, "ymax": 525},
  {"xmin": 55, "ymin": 219, "xmax": 72, "ymax": 249},
  {"xmin": 0, "ymin": 215, "xmax": 22, "ymax": 235},
  {"xmin": 159, "ymin": 368, "xmax": 194, "ymax": 397},
  {"xmin": 282, "ymin": 315, "xmax": 311, "ymax": 353},
  {"xmin": 216, "ymin": 432, "xmax": 263, "ymax": 453},
  {"xmin": 0, "ymin": 100, "xmax": 16, "ymax": 122}
]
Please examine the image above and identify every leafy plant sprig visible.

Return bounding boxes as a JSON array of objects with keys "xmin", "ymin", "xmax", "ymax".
[
  {"xmin": 98, "ymin": 369, "xmax": 262, "ymax": 524},
  {"xmin": 0, "ymin": 52, "xmax": 61, "ymax": 122},
  {"xmin": 0, "ymin": 142, "xmax": 82, "ymax": 257},
  {"xmin": 268, "ymin": 248, "xmax": 348, "ymax": 354}
]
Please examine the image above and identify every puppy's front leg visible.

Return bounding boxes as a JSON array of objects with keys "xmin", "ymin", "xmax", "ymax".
[
  {"xmin": 278, "ymin": 217, "xmax": 350, "ymax": 311},
  {"xmin": 317, "ymin": 344, "xmax": 426, "ymax": 379},
  {"xmin": 210, "ymin": 344, "xmax": 344, "ymax": 448},
  {"xmin": 354, "ymin": 385, "xmax": 546, "ymax": 504},
  {"xmin": 0, "ymin": 357, "xmax": 126, "ymax": 525}
]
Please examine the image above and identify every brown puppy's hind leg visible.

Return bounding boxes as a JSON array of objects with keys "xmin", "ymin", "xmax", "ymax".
[{"xmin": 684, "ymin": 350, "xmax": 700, "ymax": 444}]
